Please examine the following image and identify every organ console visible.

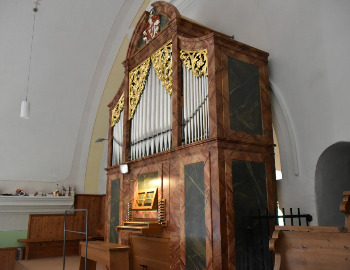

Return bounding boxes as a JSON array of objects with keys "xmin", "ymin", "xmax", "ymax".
[{"xmin": 106, "ymin": 2, "xmax": 276, "ymax": 269}]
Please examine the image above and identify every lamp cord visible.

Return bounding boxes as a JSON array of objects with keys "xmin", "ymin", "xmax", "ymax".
[{"xmin": 26, "ymin": 8, "xmax": 38, "ymax": 101}]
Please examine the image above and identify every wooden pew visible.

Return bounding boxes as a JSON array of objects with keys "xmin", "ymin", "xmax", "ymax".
[
  {"xmin": 18, "ymin": 194, "xmax": 105, "ymax": 260},
  {"xmin": 0, "ymin": 247, "xmax": 17, "ymax": 270},
  {"xmin": 270, "ymin": 191, "xmax": 350, "ymax": 270}
]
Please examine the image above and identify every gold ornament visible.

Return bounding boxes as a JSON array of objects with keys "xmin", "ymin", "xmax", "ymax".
[
  {"xmin": 180, "ymin": 49, "xmax": 208, "ymax": 77},
  {"xmin": 129, "ymin": 58, "xmax": 151, "ymax": 120},
  {"xmin": 111, "ymin": 93, "xmax": 124, "ymax": 127},
  {"xmin": 151, "ymin": 40, "xmax": 173, "ymax": 95}
]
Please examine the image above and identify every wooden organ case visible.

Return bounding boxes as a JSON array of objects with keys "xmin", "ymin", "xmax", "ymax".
[{"xmin": 106, "ymin": 2, "xmax": 276, "ymax": 269}]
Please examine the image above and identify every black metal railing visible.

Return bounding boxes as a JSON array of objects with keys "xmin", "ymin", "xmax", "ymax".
[{"xmin": 236, "ymin": 207, "xmax": 312, "ymax": 270}]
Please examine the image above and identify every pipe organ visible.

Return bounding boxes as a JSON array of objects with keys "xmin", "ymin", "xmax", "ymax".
[
  {"xmin": 106, "ymin": 2, "xmax": 277, "ymax": 269},
  {"xmin": 181, "ymin": 49, "xmax": 209, "ymax": 145}
]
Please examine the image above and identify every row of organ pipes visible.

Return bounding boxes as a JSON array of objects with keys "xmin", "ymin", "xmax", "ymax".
[
  {"xmin": 112, "ymin": 61, "xmax": 209, "ymax": 164},
  {"xmin": 112, "ymin": 109, "xmax": 124, "ymax": 166},
  {"xmin": 182, "ymin": 62, "xmax": 209, "ymax": 145},
  {"xmin": 130, "ymin": 64, "xmax": 172, "ymax": 160}
]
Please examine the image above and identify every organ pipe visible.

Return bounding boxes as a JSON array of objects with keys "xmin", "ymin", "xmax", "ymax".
[
  {"xmin": 130, "ymin": 64, "xmax": 172, "ymax": 160},
  {"xmin": 182, "ymin": 61, "xmax": 209, "ymax": 145}
]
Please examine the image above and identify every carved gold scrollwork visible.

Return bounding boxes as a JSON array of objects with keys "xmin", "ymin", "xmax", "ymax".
[
  {"xmin": 111, "ymin": 93, "xmax": 124, "ymax": 127},
  {"xmin": 151, "ymin": 40, "xmax": 173, "ymax": 95},
  {"xmin": 180, "ymin": 49, "xmax": 208, "ymax": 77},
  {"xmin": 128, "ymin": 58, "xmax": 151, "ymax": 120}
]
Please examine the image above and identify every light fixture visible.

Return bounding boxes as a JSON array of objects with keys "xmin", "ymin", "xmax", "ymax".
[
  {"xmin": 21, "ymin": 1, "xmax": 40, "ymax": 119},
  {"xmin": 120, "ymin": 164, "xmax": 129, "ymax": 174},
  {"xmin": 95, "ymin": 138, "xmax": 108, "ymax": 143}
]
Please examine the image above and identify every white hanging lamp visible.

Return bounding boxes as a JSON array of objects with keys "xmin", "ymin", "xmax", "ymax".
[{"xmin": 21, "ymin": 2, "xmax": 39, "ymax": 119}]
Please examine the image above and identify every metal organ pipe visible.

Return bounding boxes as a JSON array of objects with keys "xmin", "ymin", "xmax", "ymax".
[
  {"xmin": 112, "ymin": 109, "xmax": 124, "ymax": 166},
  {"xmin": 182, "ymin": 62, "xmax": 209, "ymax": 145},
  {"xmin": 130, "ymin": 64, "xmax": 172, "ymax": 160}
]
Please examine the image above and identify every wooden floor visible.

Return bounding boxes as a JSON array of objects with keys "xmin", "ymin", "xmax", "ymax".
[{"xmin": 15, "ymin": 256, "xmax": 103, "ymax": 270}]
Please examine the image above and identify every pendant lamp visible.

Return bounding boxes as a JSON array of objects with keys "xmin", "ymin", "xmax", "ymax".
[{"xmin": 21, "ymin": 2, "xmax": 39, "ymax": 119}]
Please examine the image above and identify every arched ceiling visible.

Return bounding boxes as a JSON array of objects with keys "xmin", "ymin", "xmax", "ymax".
[{"xmin": 0, "ymin": 0, "xmax": 140, "ymax": 181}]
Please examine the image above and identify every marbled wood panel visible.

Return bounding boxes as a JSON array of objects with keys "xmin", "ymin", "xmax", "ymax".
[
  {"xmin": 172, "ymin": 34, "xmax": 182, "ymax": 148},
  {"xmin": 184, "ymin": 162, "xmax": 206, "ymax": 269},
  {"xmin": 233, "ymin": 160, "xmax": 269, "ymax": 270},
  {"xmin": 169, "ymin": 157, "xmax": 183, "ymax": 269},
  {"xmin": 178, "ymin": 33, "xmax": 214, "ymax": 52},
  {"xmin": 208, "ymin": 40, "xmax": 220, "ymax": 139},
  {"xmin": 122, "ymin": 74, "xmax": 130, "ymax": 164},
  {"xmin": 220, "ymin": 46, "xmax": 273, "ymax": 146},
  {"xmin": 162, "ymin": 161, "xmax": 171, "ymax": 236},
  {"xmin": 227, "ymin": 57, "xmax": 262, "ymax": 135},
  {"xmin": 110, "ymin": 179, "xmax": 120, "ymax": 243},
  {"xmin": 106, "ymin": 177, "xmax": 112, "ymax": 243},
  {"xmin": 212, "ymin": 33, "xmax": 269, "ymax": 63},
  {"xmin": 223, "ymin": 149, "xmax": 276, "ymax": 269},
  {"xmin": 204, "ymin": 153, "xmax": 214, "ymax": 269},
  {"xmin": 177, "ymin": 19, "xmax": 215, "ymax": 40},
  {"xmin": 151, "ymin": 1, "xmax": 181, "ymax": 21},
  {"xmin": 259, "ymin": 63, "xmax": 273, "ymax": 146},
  {"xmin": 177, "ymin": 152, "xmax": 214, "ymax": 269},
  {"xmin": 214, "ymin": 148, "xmax": 227, "ymax": 270}
]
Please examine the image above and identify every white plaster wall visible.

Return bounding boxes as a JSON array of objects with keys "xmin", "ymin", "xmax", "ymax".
[{"xmin": 180, "ymin": 0, "xmax": 350, "ymax": 224}]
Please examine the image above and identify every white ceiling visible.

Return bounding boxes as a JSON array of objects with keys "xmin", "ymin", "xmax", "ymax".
[{"xmin": 0, "ymin": 0, "xmax": 129, "ymax": 181}]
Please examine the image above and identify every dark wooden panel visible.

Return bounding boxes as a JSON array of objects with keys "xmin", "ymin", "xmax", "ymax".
[
  {"xmin": 110, "ymin": 179, "xmax": 120, "ymax": 243},
  {"xmin": 185, "ymin": 162, "xmax": 206, "ymax": 269},
  {"xmin": 232, "ymin": 160, "xmax": 269, "ymax": 270},
  {"xmin": 228, "ymin": 57, "xmax": 262, "ymax": 135}
]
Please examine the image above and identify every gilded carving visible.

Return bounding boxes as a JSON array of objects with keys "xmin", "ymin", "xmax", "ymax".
[
  {"xmin": 129, "ymin": 58, "xmax": 151, "ymax": 120},
  {"xmin": 111, "ymin": 93, "xmax": 124, "ymax": 127},
  {"xmin": 180, "ymin": 49, "xmax": 208, "ymax": 77},
  {"xmin": 151, "ymin": 40, "xmax": 173, "ymax": 95}
]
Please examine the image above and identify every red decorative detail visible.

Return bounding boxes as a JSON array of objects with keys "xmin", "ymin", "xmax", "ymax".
[{"xmin": 143, "ymin": 13, "xmax": 160, "ymax": 44}]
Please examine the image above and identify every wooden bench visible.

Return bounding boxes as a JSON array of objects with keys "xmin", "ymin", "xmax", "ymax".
[
  {"xmin": 18, "ymin": 194, "xmax": 105, "ymax": 259},
  {"xmin": 269, "ymin": 191, "xmax": 350, "ymax": 270},
  {"xmin": 79, "ymin": 241, "xmax": 130, "ymax": 270}
]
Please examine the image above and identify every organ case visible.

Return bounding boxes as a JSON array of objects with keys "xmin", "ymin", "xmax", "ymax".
[{"xmin": 105, "ymin": 2, "xmax": 276, "ymax": 269}]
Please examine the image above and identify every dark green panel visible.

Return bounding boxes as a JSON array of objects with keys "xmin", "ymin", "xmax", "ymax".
[
  {"xmin": 232, "ymin": 160, "xmax": 270, "ymax": 269},
  {"xmin": 228, "ymin": 57, "xmax": 263, "ymax": 135},
  {"xmin": 137, "ymin": 171, "xmax": 158, "ymax": 190},
  {"xmin": 185, "ymin": 162, "xmax": 206, "ymax": 270},
  {"xmin": 109, "ymin": 179, "xmax": 120, "ymax": 243}
]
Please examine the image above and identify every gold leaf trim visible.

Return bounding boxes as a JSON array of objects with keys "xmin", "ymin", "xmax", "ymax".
[
  {"xmin": 111, "ymin": 93, "xmax": 124, "ymax": 127},
  {"xmin": 150, "ymin": 40, "xmax": 173, "ymax": 95},
  {"xmin": 180, "ymin": 49, "xmax": 208, "ymax": 77},
  {"xmin": 129, "ymin": 58, "xmax": 151, "ymax": 120}
]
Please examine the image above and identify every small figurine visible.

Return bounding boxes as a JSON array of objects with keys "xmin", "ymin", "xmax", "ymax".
[{"xmin": 16, "ymin": 189, "xmax": 26, "ymax": 196}]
